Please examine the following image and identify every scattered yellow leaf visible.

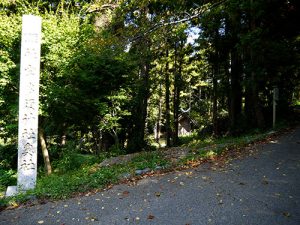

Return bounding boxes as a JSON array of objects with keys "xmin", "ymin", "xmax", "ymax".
[{"xmin": 155, "ymin": 192, "xmax": 161, "ymax": 197}]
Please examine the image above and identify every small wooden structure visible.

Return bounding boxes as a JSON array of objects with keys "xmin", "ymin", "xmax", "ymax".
[{"xmin": 178, "ymin": 113, "xmax": 192, "ymax": 136}]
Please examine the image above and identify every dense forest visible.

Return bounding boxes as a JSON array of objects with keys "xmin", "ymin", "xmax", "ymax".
[{"xmin": 0, "ymin": 0, "xmax": 299, "ymax": 176}]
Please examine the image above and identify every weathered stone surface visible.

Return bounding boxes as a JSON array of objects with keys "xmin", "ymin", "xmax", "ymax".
[
  {"xmin": 5, "ymin": 186, "xmax": 17, "ymax": 197},
  {"xmin": 17, "ymin": 15, "xmax": 42, "ymax": 192}
]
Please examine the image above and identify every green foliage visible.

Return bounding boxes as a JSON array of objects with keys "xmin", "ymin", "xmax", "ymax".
[
  {"xmin": 0, "ymin": 169, "xmax": 17, "ymax": 192},
  {"xmin": 107, "ymin": 144, "xmax": 126, "ymax": 157},
  {"xmin": 35, "ymin": 171, "xmax": 90, "ymax": 199},
  {"xmin": 0, "ymin": 13, "xmax": 21, "ymax": 142},
  {"xmin": 32, "ymin": 164, "xmax": 126, "ymax": 199},
  {"xmin": 130, "ymin": 151, "xmax": 168, "ymax": 170},
  {"xmin": 30, "ymin": 151, "xmax": 167, "ymax": 200},
  {"xmin": 182, "ymin": 131, "xmax": 268, "ymax": 150},
  {"xmin": 53, "ymin": 152, "xmax": 98, "ymax": 174},
  {"xmin": 180, "ymin": 132, "xmax": 270, "ymax": 165},
  {"xmin": 0, "ymin": 144, "xmax": 17, "ymax": 170}
]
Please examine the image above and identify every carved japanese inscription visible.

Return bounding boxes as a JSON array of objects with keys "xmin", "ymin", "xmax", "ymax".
[{"xmin": 17, "ymin": 15, "xmax": 42, "ymax": 191}]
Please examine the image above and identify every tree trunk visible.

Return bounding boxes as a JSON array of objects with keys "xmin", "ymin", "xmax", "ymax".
[
  {"xmin": 38, "ymin": 128, "xmax": 52, "ymax": 175},
  {"xmin": 60, "ymin": 123, "xmax": 67, "ymax": 146},
  {"xmin": 251, "ymin": 76, "xmax": 265, "ymax": 128},
  {"xmin": 249, "ymin": 0, "xmax": 265, "ymax": 128},
  {"xmin": 227, "ymin": 9, "xmax": 243, "ymax": 135},
  {"xmin": 93, "ymin": 128, "xmax": 101, "ymax": 154},
  {"xmin": 127, "ymin": 62, "xmax": 150, "ymax": 152},
  {"xmin": 111, "ymin": 127, "xmax": 118, "ymax": 144},
  {"xmin": 212, "ymin": 67, "xmax": 218, "ymax": 136},
  {"xmin": 244, "ymin": 79, "xmax": 254, "ymax": 127},
  {"xmin": 229, "ymin": 47, "xmax": 243, "ymax": 134},
  {"xmin": 101, "ymin": 131, "xmax": 114, "ymax": 151},
  {"xmin": 165, "ymin": 49, "xmax": 171, "ymax": 147},
  {"xmin": 173, "ymin": 43, "xmax": 181, "ymax": 146},
  {"xmin": 156, "ymin": 82, "xmax": 162, "ymax": 145}
]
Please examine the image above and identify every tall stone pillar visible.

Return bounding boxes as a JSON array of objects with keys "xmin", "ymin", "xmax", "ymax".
[{"xmin": 6, "ymin": 15, "xmax": 42, "ymax": 196}]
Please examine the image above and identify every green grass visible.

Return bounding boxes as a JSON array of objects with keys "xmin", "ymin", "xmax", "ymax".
[
  {"xmin": 182, "ymin": 132, "xmax": 267, "ymax": 149},
  {"xmin": 129, "ymin": 151, "xmax": 168, "ymax": 170},
  {"xmin": 178, "ymin": 131, "xmax": 271, "ymax": 165},
  {"xmin": 33, "ymin": 165, "xmax": 126, "ymax": 199},
  {"xmin": 32, "ymin": 151, "xmax": 167, "ymax": 200},
  {"xmin": 0, "ymin": 150, "xmax": 167, "ymax": 207}
]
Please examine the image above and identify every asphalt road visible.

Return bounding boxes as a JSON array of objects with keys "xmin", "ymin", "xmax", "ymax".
[{"xmin": 1, "ymin": 127, "xmax": 300, "ymax": 225}]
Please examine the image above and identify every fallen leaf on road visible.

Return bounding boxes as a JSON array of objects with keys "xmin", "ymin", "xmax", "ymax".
[
  {"xmin": 90, "ymin": 216, "xmax": 99, "ymax": 221},
  {"xmin": 262, "ymin": 180, "xmax": 269, "ymax": 185},
  {"xmin": 282, "ymin": 212, "xmax": 291, "ymax": 217},
  {"xmin": 147, "ymin": 214, "xmax": 155, "ymax": 220},
  {"xmin": 155, "ymin": 192, "xmax": 161, "ymax": 197}
]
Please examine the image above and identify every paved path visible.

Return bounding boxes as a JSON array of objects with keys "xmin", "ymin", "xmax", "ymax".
[{"xmin": 1, "ymin": 128, "xmax": 300, "ymax": 225}]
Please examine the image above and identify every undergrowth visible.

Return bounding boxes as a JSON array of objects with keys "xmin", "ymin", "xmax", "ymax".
[{"xmin": 179, "ymin": 132, "xmax": 269, "ymax": 165}]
